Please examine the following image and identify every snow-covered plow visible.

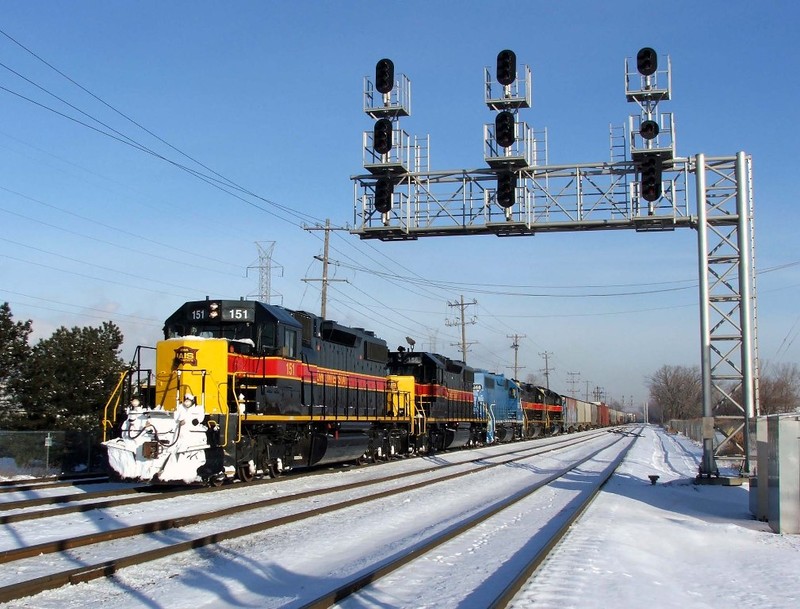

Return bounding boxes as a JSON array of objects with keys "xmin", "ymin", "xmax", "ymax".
[{"xmin": 103, "ymin": 397, "xmax": 212, "ymax": 484}]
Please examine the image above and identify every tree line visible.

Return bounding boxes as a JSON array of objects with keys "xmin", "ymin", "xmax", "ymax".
[
  {"xmin": 0, "ymin": 302, "xmax": 126, "ymax": 431},
  {"xmin": 646, "ymin": 362, "xmax": 800, "ymax": 423}
]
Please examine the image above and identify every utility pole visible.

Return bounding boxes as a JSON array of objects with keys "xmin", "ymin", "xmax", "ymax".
[
  {"xmin": 507, "ymin": 333, "xmax": 526, "ymax": 379},
  {"xmin": 567, "ymin": 371, "xmax": 581, "ymax": 397},
  {"xmin": 446, "ymin": 295, "xmax": 477, "ymax": 363},
  {"xmin": 539, "ymin": 351, "xmax": 554, "ymax": 390},
  {"xmin": 303, "ymin": 219, "xmax": 348, "ymax": 319}
]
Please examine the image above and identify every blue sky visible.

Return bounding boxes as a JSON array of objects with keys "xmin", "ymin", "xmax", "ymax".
[{"xmin": 0, "ymin": 1, "xmax": 797, "ymax": 407}]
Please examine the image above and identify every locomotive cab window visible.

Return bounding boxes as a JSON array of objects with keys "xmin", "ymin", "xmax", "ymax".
[
  {"xmin": 257, "ymin": 322, "xmax": 277, "ymax": 353},
  {"xmin": 191, "ymin": 326, "xmax": 216, "ymax": 338},
  {"xmin": 166, "ymin": 324, "xmax": 185, "ymax": 338},
  {"xmin": 282, "ymin": 327, "xmax": 298, "ymax": 358}
]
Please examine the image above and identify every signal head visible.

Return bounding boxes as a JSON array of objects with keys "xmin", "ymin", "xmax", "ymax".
[
  {"xmin": 496, "ymin": 49, "xmax": 517, "ymax": 86},
  {"xmin": 374, "ymin": 177, "xmax": 394, "ymax": 213},
  {"xmin": 373, "ymin": 118, "xmax": 393, "ymax": 155},
  {"xmin": 495, "ymin": 111, "xmax": 516, "ymax": 148},
  {"xmin": 640, "ymin": 153, "xmax": 663, "ymax": 202},
  {"xmin": 639, "ymin": 119, "xmax": 659, "ymax": 140},
  {"xmin": 636, "ymin": 47, "xmax": 657, "ymax": 77},
  {"xmin": 496, "ymin": 171, "xmax": 516, "ymax": 208},
  {"xmin": 375, "ymin": 58, "xmax": 395, "ymax": 94}
]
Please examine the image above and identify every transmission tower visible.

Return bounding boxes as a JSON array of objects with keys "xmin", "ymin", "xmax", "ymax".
[{"xmin": 247, "ymin": 241, "xmax": 283, "ymax": 303}]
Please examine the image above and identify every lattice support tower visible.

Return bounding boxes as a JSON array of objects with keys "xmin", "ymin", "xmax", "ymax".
[
  {"xmin": 248, "ymin": 241, "xmax": 283, "ymax": 304},
  {"xmin": 696, "ymin": 152, "xmax": 757, "ymax": 475}
]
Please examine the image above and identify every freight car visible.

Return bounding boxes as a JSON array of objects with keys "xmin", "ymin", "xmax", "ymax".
[{"xmin": 562, "ymin": 396, "xmax": 627, "ymax": 432}]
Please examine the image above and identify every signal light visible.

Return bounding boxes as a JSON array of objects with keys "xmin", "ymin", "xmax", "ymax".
[
  {"xmin": 374, "ymin": 177, "xmax": 394, "ymax": 213},
  {"xmin": 375, "ymin": 58, "xmax": 395, "ymax": 94},
  {"xmin": 640, "ymin": 154, "xmax": 663, "ymax": 202},
  {"xmin": 496, "ymin": 50, "xmax": 516, "ymax": 86},
  {"xmin": 636, "ymin": 47, "xmax": 657, "ymax": 77},
  {"xmin": 495, "ymin": 111, "xmax": 515, "ymax": 148},
  {"xmin": 496, "ymin": 171, "xmax": 516, "ymax": 208},
  {"xmin": 373, "ymin": 118, "xmax": 393, "ymax": 155},
  {"xmin": 640, "ymin": 119, "xmax": 659, "ymax": 140}
]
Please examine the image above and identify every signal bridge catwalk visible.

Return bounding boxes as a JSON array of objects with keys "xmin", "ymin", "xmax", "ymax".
[{"xmin": 351, "ymin": 154, "xmax": 711, "ymax": 240}]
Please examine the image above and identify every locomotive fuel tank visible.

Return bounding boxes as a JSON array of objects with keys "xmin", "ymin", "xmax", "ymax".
[
  {"xmin": 309, "ymin": 422, "xmax": 372, "ymax": 466},
  {"xmin": 444, "ymin": 422, "xmax": 473, "ymax": 449}
]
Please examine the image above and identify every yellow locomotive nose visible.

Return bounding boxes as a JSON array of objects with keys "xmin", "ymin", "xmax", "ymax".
[{"xmin": 155, "ymin": 337, "xmax": 229, "ymax": 415}]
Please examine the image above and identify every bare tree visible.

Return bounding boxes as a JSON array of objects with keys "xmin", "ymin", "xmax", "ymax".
[
  {"xmin": 524, "ymin": 373, "xmax": 542, "ymax": 387},
  {"xmin": 647, "ymin": 364, "xmax": 703, "ymax": 422},
  {"xmin": 758, "ymin": 362, "xmax": 800, "ymax": 415}
]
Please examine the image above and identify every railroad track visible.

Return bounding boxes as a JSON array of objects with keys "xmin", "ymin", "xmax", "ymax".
[
  {"xmin": 0, "ymin": 473, "xmax": 109, "ymax": 492},
  {"xmin": 0, "ymin": 435, "xmax": 577, "ymax": 525},
  {"xmin": 0, "ymin": 428, "xmax": 634, "ymax": 606},
  {"xmin": 303, "ymin": 427, "xmax": 641, "ymax": 608},
  {"xmin": 0, "ymin": 482, "xmax": 171, "ymax": 523}
]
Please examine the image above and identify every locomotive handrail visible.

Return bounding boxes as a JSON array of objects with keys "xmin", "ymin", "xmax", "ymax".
[
  {"xmin": 386, "ymin": 386, "xmax": 412, "ymax": 419},
  {"xmin": 174, "ymin": 368, "xmax": 208, "ymax": 405},
  {"xmin": 300, "ymin": 352, "xmax": 313, "ymax": 414},
  {"xmin": 101, "ymin": 370, "xmax": 130, "ymax": 442},
  {"xmin": 231, "ymin": 371, "xmax": 247, "ymax": 445},
  {"xmin": 414, "ymin": 402, "xmax": 427, "ymax": 438},
  {"xmin": 521, "ymin": 408, "xmax": 530, "ymax": 437}
]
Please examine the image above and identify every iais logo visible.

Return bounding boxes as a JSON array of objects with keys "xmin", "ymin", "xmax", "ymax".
[{"xmin": 174, "ymin": 346, "xmax": 199, "ymax": 367}]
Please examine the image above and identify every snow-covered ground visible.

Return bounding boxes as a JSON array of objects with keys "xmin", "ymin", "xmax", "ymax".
[
  {"xmin": 1, "ymin": 426, "xmax": 798, "ymax": 608},
  {"xmin": 510, "ymin": 426, "xmax": 800, "ymax": 609}
]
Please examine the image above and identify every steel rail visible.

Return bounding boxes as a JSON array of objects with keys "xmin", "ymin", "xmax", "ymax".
[{"xmin": 487, "ymin": 427, "xmax": 641, "ymax": 609}]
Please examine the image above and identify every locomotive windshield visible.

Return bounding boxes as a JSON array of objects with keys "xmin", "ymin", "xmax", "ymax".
[
  {"xmin": 166, "ymin": 322, "xmax": 254, "ymax": 341},
  {"xmin": 162, "ymin": 300, "xmax": 302, "ymax": 357}
]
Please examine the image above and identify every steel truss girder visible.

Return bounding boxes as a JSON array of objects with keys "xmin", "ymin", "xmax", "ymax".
[{"xmin": 352, "ymin": 159, "xmax": 693, "ymax": 239}]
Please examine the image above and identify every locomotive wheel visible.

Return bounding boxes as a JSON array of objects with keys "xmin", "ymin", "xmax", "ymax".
[
  {"xmin": 208, "ymin": 474, "xmax": 225, "ymax": 487},
  {"xmin": 237, "ymin": 463, "xmax": 255, "ymax": 483}
]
